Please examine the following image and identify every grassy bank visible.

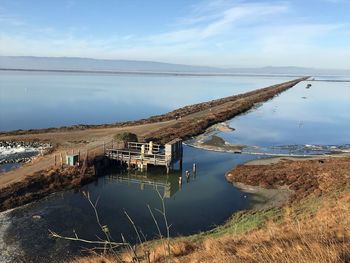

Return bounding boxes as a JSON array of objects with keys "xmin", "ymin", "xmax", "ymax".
[{"xmin": 71, "ymin": 156, "xmax": 350, "ymax": 262}]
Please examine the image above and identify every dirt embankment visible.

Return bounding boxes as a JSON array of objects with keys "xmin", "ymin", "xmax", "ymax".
[
  {"xmin": 0, "ymin": 158, "xmax": 115, "ymax": 212},
  {"xmin": 226, "ymin": 156, "xmax": 350, "ymax": 203},
  {"xmin": 0, "ymin": 77, "xmax": 307, "ymax": 139},
  {"xmin": 0, "ymin": 77, "xmax": 306, "ymax": 211},
  {"xmin": 143, "ymin": 77, "xmax": 307, "ymax": 144},
  {"xmin": 0, "ymin": 166, "xmax": 87, "ymax": 211}
]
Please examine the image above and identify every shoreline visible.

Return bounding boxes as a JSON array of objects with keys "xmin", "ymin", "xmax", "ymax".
[
  {"xmin": 0, "ymin": 77, "xmax": 307, "ymax": 138},
  {"xmin": 242, "ymin": 153, "xmax": 350, "ymax": 165},
  {"xmin": 0, "ymin": 67, "xmax": 309, "ymax": 78},
  {"xmin": 0, "ymin": 75, "xmax": 348, "ymax": 261},
  {"xmin": 0, "ymin": 78, "xmax": 305, "ymax": 212},
  {"xmin": 71, "ymin": 154, "xmax": 350, "ymax": 262},
  {"xmin": 231, "ymin": 182, "xmax": 293, "ymax": 210},
  {"xmin": 186, "ymin": 122, "xmax": 350, "ymax": 158}
]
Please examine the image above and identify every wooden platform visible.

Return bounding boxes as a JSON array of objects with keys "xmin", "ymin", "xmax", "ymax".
[{"xmin": 105, "ymin": 139, "xmax": 183, "ymax": 173}]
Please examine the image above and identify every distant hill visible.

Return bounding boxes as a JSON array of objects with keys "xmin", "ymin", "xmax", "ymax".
[
  {"xmin": 0, "ymin": 56, "xmax": 220, "ymax": 73},
  {"xmin": 0, "ymin": 56, "xmax": 349, "ymax": 76}
]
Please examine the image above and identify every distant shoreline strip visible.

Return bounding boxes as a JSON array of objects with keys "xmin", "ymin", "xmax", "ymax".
[{"xmin": 0, "ymin": 68, "xmax": 309, "ymax": 78}]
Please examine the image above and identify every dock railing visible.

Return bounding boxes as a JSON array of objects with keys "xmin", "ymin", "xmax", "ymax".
[
  {"xmin": 105, "ymin": 148, "xmax": 169, "ymax": 166},
  {"xmin": 126, "ymin": 142, "xmax": 162, "ymax": 153}
]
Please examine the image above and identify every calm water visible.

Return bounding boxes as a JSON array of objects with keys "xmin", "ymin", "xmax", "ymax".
[
  {"xmin": 3, "ymin": 147, "xmax": 256, "ymax": 261},
  {"xmin": 1, "ymin": 72, "xmax": 349, "ymax": 262},
  {"xmin": 0, "ymin": 70, "xmax": 296, "ymax": 131},
  {"xmin": 219, "ymin": 78, "xmax": 350, "ymax": 154}
]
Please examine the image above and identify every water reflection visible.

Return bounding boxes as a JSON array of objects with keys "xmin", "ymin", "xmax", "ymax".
[
  {"xmin": 0, "ymin": 71, "xmax": 295, "ymax": 131},
  {"xmin": 221, "ymin": 79, "xmax": 350, "ymax": 149},
  {"xmin": 2, "ymin": 146, "xmax": 253, "ymax": 262},
  {"xmin": 107, "ymin": 168, "xmax": 182, "ymax": 198}
]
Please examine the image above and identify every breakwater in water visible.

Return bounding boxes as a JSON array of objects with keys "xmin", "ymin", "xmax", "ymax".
[
  {"xmin": 143, "ymin": 77, "xmax": 308, "ymax": 143},
  {"xmin": 0, "ymin": 77, "xmax": 307, "ymax": 138},
  {"xmin": 0, "ymin": 77, "xmax": 307, "ymax": 211}
]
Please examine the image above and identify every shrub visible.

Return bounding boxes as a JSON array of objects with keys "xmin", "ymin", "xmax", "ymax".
[{"xmin": 114, "ymin": 132, "xmax": 138, "ymax": 143}]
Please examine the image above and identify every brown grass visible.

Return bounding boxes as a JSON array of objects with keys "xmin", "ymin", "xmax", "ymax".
[
  {"xmin": 165, "ymin": 192, "xmax": 350, "ymax": 263},
  {"xmin": 70, "ymin": 156, "xmax": 350, "ymax": 263}
]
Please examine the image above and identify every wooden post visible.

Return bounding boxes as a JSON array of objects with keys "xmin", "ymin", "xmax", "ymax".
[
  {"xmin": 148, "ymin": 141, "xmax": 153, "ymax": 154},
  {"xmin": 128, "ymin": 151, "xmax": 131, "ymax": 169},
  {"xmin": 103, "ymin": 141, "xmax": 105, "ymax": 154},
  {"xmin": 186, "ymin": 170, "xmax": 190, "ymax": 182},
  {"xmin": 141, "ymin": 145, "xmax": 145, "ymax": 159}
]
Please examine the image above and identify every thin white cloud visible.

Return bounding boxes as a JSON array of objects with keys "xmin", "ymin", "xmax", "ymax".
[
  {"xmin": 0, "ymin": 13, "xmax": 25, "ymax": 27},
  {"xmin": 0, "ymin": 0, "xmax": 349, "ymax": 69},
  {"xmin": 259, "ymin": 23, "xmax": 349, "ymax": 55},
  {"xmin": 149, "ymin": 2, "xmax": 289, "ymax": 44}
]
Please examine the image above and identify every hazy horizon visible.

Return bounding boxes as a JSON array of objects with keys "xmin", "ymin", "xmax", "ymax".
[
  {"xmin": 0, "ymin": 0, "xmax": 349, "ymax": 69},
  {"xmin": 1, "ymin": 56, "xmax": 350, "ymax": 76}
]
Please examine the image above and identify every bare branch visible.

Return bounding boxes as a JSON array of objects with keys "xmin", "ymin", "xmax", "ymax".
[{"xmin": 48, "ymin": 229, "xmax": 125, "ymax": 247}]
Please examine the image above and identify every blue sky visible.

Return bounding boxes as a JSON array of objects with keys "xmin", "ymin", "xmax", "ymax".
[{"xmin": 0, "ymin": 0, "xmax": 349, "ymax": 68}]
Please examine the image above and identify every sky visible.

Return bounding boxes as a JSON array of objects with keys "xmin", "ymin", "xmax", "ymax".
[{"xmin": 0, "ymin": 0, "xmax": 349, "ymax": 69}]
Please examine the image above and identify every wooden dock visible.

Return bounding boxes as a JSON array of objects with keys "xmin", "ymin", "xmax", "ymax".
[{"xmin": 105, "ymin": 138, "xmax": 183, "ymax": 173}]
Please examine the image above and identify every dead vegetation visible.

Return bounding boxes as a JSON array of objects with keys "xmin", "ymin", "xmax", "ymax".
[
  {"xmin": 70, "ymin": 156, "xmax": 350, "ymax": 262},
  {"xmin": 226, "ymin": 156, "xmax": 350, "ymax": 203},
  {"xmin": 0, "ymin": 165, "xmax": 98, "ymax": 211}
]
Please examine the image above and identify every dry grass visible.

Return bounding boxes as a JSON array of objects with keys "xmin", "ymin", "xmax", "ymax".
[
  {"xmin": 71, "ymin": 157, "xmax": 350, "ymax": 263},
  {"xmin": 72, "ymin": 255, "xmax": 116, "ymax": 263},
  {"xmin": 72, "ymin": 195, "xmax": 350, "ymax": 263},
  {"xmin": 164, "ymin": 191, "xmax": 350, "ymax": 263}
]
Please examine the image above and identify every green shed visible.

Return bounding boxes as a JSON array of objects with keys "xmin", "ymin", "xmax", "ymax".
[{"xmin": 66, "ymin": 154, "xmax": 79, "ymax": 166}]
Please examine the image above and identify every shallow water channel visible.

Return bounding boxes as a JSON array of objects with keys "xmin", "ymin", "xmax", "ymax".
[
  {"xmin": 1, "ymin": 147, "xmax": 256, "ymax": 262},
  {"xmin": 0, "ymin": 76, "xmax": 349, "ymax": 262}
]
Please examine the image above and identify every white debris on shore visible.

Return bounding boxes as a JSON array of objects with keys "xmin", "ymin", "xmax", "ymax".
[{"xmin": 0, "ymin": 141, "xmax": 51, "ymax": 165}]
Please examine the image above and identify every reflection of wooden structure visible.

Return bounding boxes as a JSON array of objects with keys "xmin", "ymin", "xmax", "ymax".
[
  {"xmin": 107, "ymin": 172, "xmax": 180, "ymax": 198},
  {"xmin": 105, "ymin": 139, "xmax": 183, "ymax": 173}
]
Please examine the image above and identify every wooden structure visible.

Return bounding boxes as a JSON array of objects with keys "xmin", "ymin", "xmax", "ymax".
[{"xmin": 105, "ymin": 139, "xmax": 183, "ymax": 173}]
